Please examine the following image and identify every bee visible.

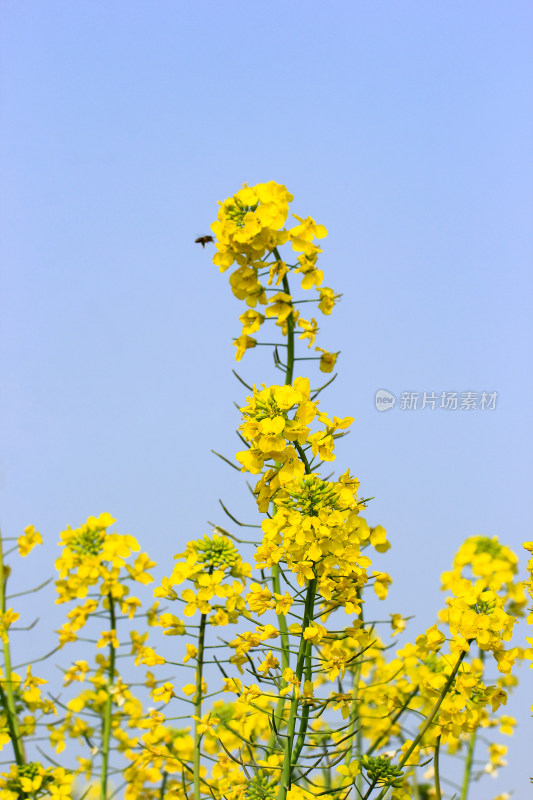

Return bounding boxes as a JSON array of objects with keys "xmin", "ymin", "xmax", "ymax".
[{"xmin": 195, "ymin": 235, "xmax": 214, "ymax": 248}]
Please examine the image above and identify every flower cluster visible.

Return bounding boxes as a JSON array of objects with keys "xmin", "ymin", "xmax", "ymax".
[
  {"xmin": 236, "ymin": 378, "xmax": 352, "ymax": 495},
  {"xmin": 155, "ymin": 533, "xmax": 251, "ymax": 628},
  {"xmin": 442, "ymin": 535, "xmax": 527, "ymax": 614},
  {"xmin": 55, "ymin": 513, "xmax": 155, "ymax": 646},
  {"xmin": 0, "ymin": 763, "xmax": 73, "ymax": 800},
  {"xmin": 211, "ymin": 181, "xmax": 339, "ymax": 368},
  {"xmin": 439, "ymin": 578, "xmax": 517, "ymax": 663}
]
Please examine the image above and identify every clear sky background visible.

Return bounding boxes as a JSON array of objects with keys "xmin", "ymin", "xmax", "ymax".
[{"xmin": 2, "ymin": 2, "xmax": 533, "ymax": 797}]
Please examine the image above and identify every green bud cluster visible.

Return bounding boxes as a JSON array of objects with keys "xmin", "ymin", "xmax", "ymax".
[
  {"xmin": 5, "ymin": 763, "xmax": 54, "ymax": 794},
  {"xmin": 226, "ymin": 199, "xmax": 259, "ymax": 227},
  {"xmin": 70, "ymin": 528, "xmax": 105, "ymax": 556},
  {"xmin": 280, "ymin": 476, "xmax": 341, "ymax": 516},
  {"xmin": 360, "ymin": 755, "xmax": 404, "ymax": 787},
  {"xmin": 475, "ymin": 537, "xmax": 504, "ymax": 559},
  {"xmin": 194, "ymin": 534, "xmax": 240, "ymax": 569},
  {"xmin": 473, "ymin": 596, "xmax": 497, "ymax": 615},
  {"xmin": 245, "ymin": 772, "xmax": 277, "ymax": 800}
]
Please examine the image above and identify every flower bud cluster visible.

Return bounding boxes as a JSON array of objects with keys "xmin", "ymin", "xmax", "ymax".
[
  {"xmin": 0, "ymin": 763, "xmax": 73, "ymax": 800},
  {"xmin": 210, "ymin": 181, "xmax": 339, "ymax": 369},
  {"xmin": 442, "ymin": 535, "xmax": 527, "ymax": 615},
  {"xmin": 155, "ymin": 534, "xmax": 251, "ymax": 628}
]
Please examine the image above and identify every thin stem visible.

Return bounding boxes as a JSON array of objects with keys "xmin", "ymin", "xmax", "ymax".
[
  {"xmin": 0, "ymin": 529, "xmax": 25, "ymax": 767},
  {"xmin": 194, "ymin": 613, "xmax": 208, "ymax": 800},
  {"xmin": 434, "ymin": 736, "xmax": 442, "ymax": 800},
  {"xmin": 100, "ymin": 593, "xmax": 117, "ymax": 800},
  {"xmin": 361, "ymin": 778, "xmax": 378, "ymax": 800},
  {"xmin": 267, "ymin": 564, "xmax": 291, "ymax": 752},
  {"xmin": 266, "ymin": 252, "xmax": 296, "ymax": 756},
  {"xmin": 342, "ymin": 590, "xmax": 365, "ymax": 795},
  {"xmin": 273, "ymin": 247, "xmax": 294, "ymax": 386},
  {"xmin": 459, "ymin": 648, "xmax": 484, "ymax": 800},
  {"xmin": 459, "ymin": 728, "xmax": 476, "ymax": 800},
  {"xmin": 276, "ymin": 578, "xmax": 317, "ymax": 800},
  {"xmin": 291, "ymin": 638, "xmax": 312, "ymax": 764}
]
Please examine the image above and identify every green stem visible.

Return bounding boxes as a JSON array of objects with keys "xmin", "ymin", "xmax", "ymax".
[
  {"xmin": 276, "ymin": 578, "xmax": 317, "ymax": 800},
  {"xmin": 343, "ymin": 591, "xmax": 365, "ymax": 795},
  {"xmin": 460, "ymin": 649, "xmax": 483, "ymax": 800},
  {"xmin": 194, "ymin": 613, "xmax": 207, "ymax": 800},
  {"xmin": 291, "ymin": 638, "xmax": 313, "ymax": 764},
  {"xmin": 459, "ymin": 729, "xmax": 476, "ymax": 800},
  {"xmin": 361, "ymin": 778, "xmax": 378, "ymax": 800},
  {"xmin": 434, "ymin": 736, "xmax": 442, "ymax": 800},
  {"xmin": 271, "ymin": 567, "xmax": 290, "ymax": 674},
  {"xmin": 0, "ymin": 530, "xmax": 25, "ymax": 767},
  {"xmin": 412, "ymin": 767, "xmax": 420, "ymax": 800},
  {"xmin": 100, "ymin": 593, "xmax": 117, "ymax": 800},
  {"xmin": 266, "ymin": 253, "xmax": 296, "ymax": 755},
  {"xmin": 267, "ymin": 565, "xmax": 291, "ymax": 751},
  {"xmin": 272, "ymin": 247, "xmax": 294, "ymax": 386},
  {"xmin": 160, "ymin": 772, "xmax": 168, "ymax": 799}
]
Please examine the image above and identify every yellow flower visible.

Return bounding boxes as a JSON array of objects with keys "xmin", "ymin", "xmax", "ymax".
[
  {"xmin": 96, "ymin": 629, "xmax": 119, "ymax": 649},
  {"xmin": 308, "ymin": 430, "xmax": 335, "ymax": 462},
  {"xmin": 181, "ymin": 588, "xmax": 212, "ymax": 617},
  {"xmin": 126, "ymin": 553, "xmax": 156, "ymax": 584},
  {"xmin": 246, "ymin": 584, "xmax": 275, "ymax": 615},
  {"xmin": 239, "ymin": 309, "xmax": 265, "ymax": 335},
  {"xmin": 258, "ymin": 650, "xmax": 279, "ymax": 674},
  {"xmin": 193, "ymin": 714, "xmax": 220, "ymax": 735},
  {"xmin": 152, "ymin": 682, "xmax": 174, "ymax": 704},
  {"xmin": 236, "ymin": 448, "xmax": 265, "ymax": 474},
  {"xmin": 372, "ymin": 571, "xmax": 392, "ymax": 600},
  {"xmin": 56, "ymin": 622, "xmax": 78, "ymax": 647},
  {"xmin": 183, "ymin": 643, "xmax": 198, "ymax": 663},
  {"xmin": 390, "ymin": 614, "xmax": 407, "ymax": 636},
  {"xmin": 288, "ymin": 215, "xmax": 327, "ymax": 254},
  {"xmin": 274, "ymin": 591, "xmax": 293, "ymax": 615},
  {"xmin": 121, "ymin": 596, "xmax": 142, "ymax": 618},
  {"xmin": 234, "ymin": 334, "xmax": 257, "ymax": 361},
  {"xmin": 267, "ymin": 258, "xmax": 289, "ymax": 286},
  {"xmin": 18, "ymin": 525, "xmax": 43, "ymax": 557},
  {"xmin": 370, "ymin": 525, "xmax": 390, "ymax": 553},
  {"xmin": 315, "ymin": 346, "xmax": 338, "ymax": 373},
  {"xmin": 295, "ymin": 561, "xmax": 315, "ymax": 586},
  {"xmin": 23, "ymin": 665, "xmax": 47, "ymax": 693},
  {"xmin": 295, "ymin": 252, "xmax": 323, "ymax": 290},
  {"xmin": 336, "ymin": 761, "xmax": 360, "ymax": 779},
  {"xmin": 135, "ymin": 646, "xmax": 165, "ymax": 667},
  {"xmin": 182, "ymin": 679, "xmax": 206, "ymax": 697},
  {"xmin": 318, "ymin": 287, "xmax": 341, "ymax": 315},
  {"xmin": 63, "ymin": 661, "xmax": 90, "ymax": 686},
  {"xmin": 303, "ymin": 622, "xmax": 327, "ymax": 644},
  {"xmin": 280, "ymin": 668, "xmax": 300, "ymax": 698},
  {"xmin": 0, "ymin": 609, "xmax": 19, "ymax": 643},
  {"xmin": 298, "ymin": 317, "xmax": 319, "ymax": 348},
  {"xmin": 265, "ymin": 292, "xmax": 297, "ymax": 326},
  {"xmin": 498, "ymin": 715, "xmax": 516, "ymax": 735}
]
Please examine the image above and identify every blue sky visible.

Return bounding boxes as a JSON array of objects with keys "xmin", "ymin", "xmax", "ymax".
[{"xmin": 2, "ymin": 1, "xmax": 533, "ymax": 795}]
